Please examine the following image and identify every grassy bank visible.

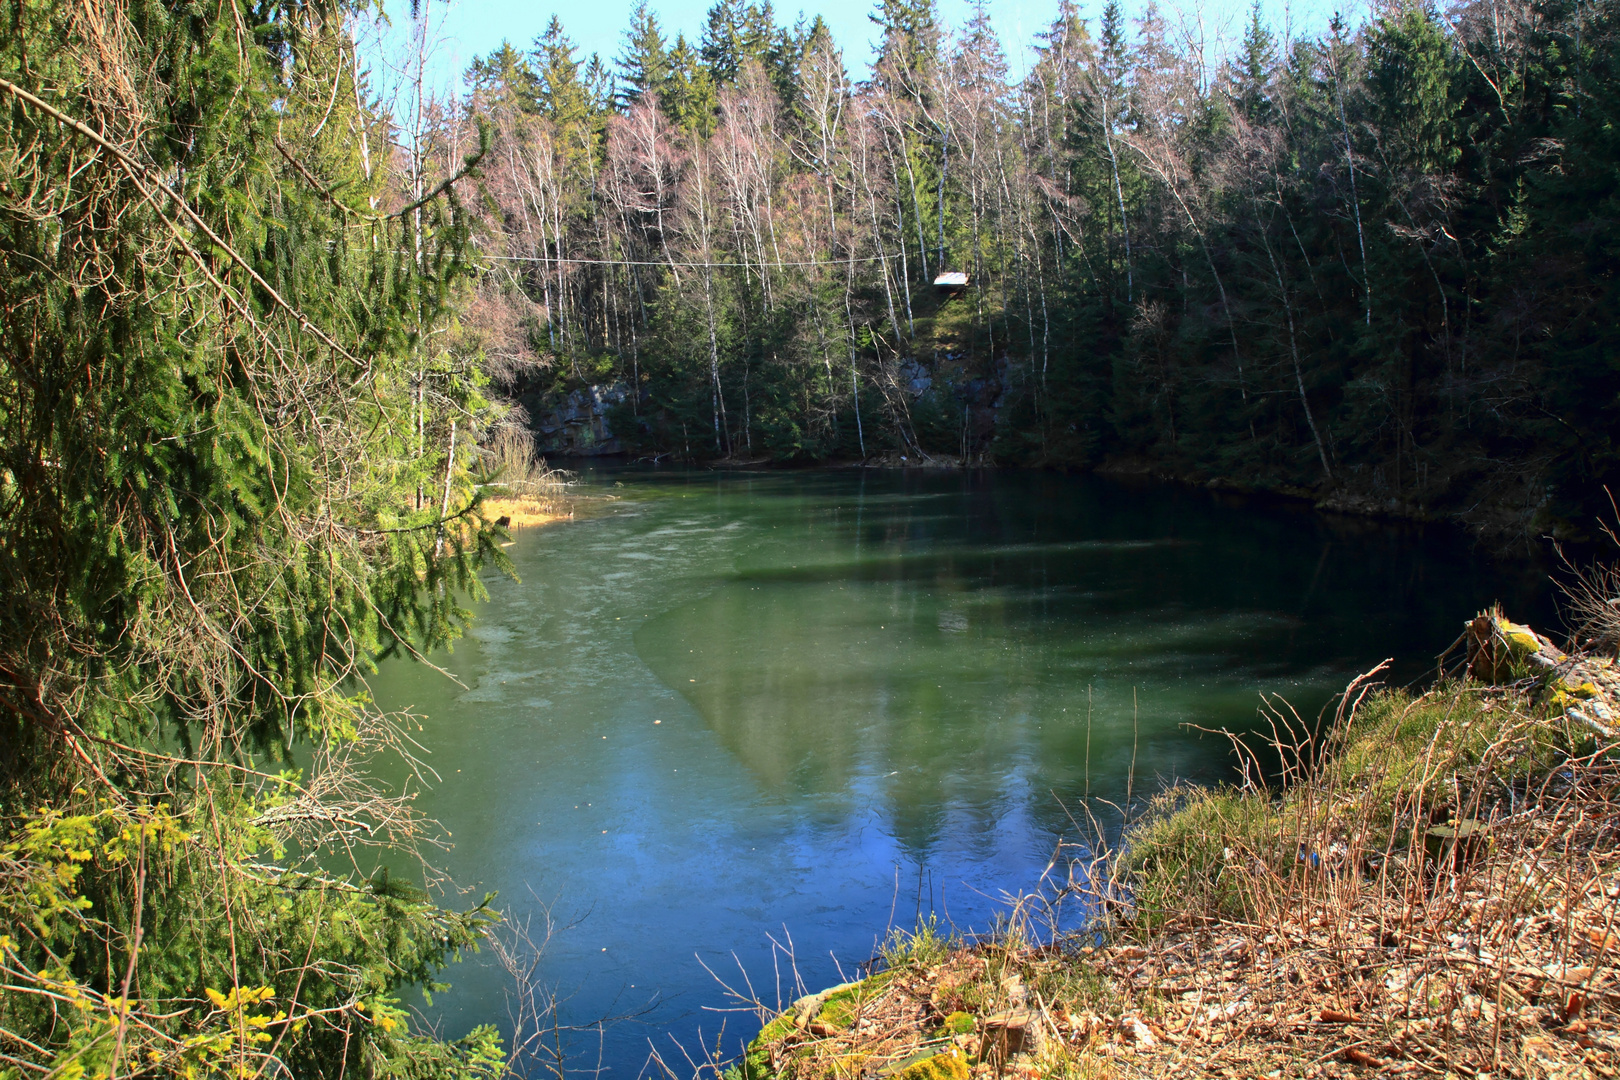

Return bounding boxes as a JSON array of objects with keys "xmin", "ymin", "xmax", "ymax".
[
  {"xmin": 735, "ymin": 624, "xmax": 1619, "ymax": 1080},
  {"xmin": 481, "ymin": 428, "xmax": 577, "ymax": 528}
]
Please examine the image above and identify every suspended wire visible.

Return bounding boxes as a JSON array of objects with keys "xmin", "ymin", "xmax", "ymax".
[{"xmin": 479, "ymin": 251, "xmax": 902, "ymax": 269}]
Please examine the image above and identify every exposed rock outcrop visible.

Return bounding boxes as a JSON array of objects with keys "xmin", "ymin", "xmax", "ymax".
[{"xmin": 529, "ymin": 383, "xmax": 630, "ymax": 456}]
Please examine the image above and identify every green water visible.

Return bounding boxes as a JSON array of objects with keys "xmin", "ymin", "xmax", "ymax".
[{"xmin": 369, "ymin": 468, "xmax": 1550, "ymax": 1074}]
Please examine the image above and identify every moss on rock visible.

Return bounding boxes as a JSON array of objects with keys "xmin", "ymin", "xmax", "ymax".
[
  {"xmin": 893, "ymin": 1050, "xmax": 970, "ymax": 1080},
  {"xmin": 742, "ymin": 1011, "xmax": 800, "ymax": 1080}
]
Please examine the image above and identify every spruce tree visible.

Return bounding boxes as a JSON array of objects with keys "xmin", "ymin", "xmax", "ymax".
[
  {"xmin": 1235, "ymin": 0, "xmax": 1278, "ymax": 123},
  {"xmin": 618, "ymin": 1, "xmax": 672, "ymax": 109},
  {"xmin": 1366, "ymin": 3, "xmax": 1462, "ymax": 176},
  {"xmin": 871, "ymin": 0, "xmax": 941, "ymax": 107},
  {"xmin": 664, "ymin": 33, "xmax": 720, "ymax": 135},
  {"xmin": 701, "ymin": 0, "xmax": 777, "ymax": 86},
  {"xmin": 468, "ymin": 40, "xmax": 541, "ymax": 114},
  {"xmin": 0, "ymin": 1, "xmax": 507, "ymax": 1074},
  {"xmin": 534, "ymin": 16, "xmax": 591, "ymax": 129}
]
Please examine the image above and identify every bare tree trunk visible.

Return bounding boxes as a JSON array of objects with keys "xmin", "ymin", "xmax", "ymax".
[
  {"xmin": 1262, "ymin": 227, "xmax": 1333, "ymax": 482},
  {"xmin": 889, "ymin": 150, "xmax": 915, "ymax": 334},
  {"xmin": 843, "ymin": 262, "xmax": 866, "ymax": 460},
  {"xmin": 1326, "ymin": 41, "xmax": 1371, "ymax": 326},
  {"xmin": 888, "ymin": 112, "xmax": 931, "ymax": 280},
  {"xmin": 691, "ymin": 152, "xmax": 730, "ymax": 455},
  {"xmin": 859, "ymin": 135, "xmax": 904, "ymax": 351},
  {"xmin": 435, "ymin": 420, "xmax": 456, "ymax": 556},
  {"xmin": 1131, "ymin": 136, "xmax": 1251, "ymax": 415},
  {"xmin": 705, "ymin": 269, "xmax": 726, "ymax": 455},
  {"xmin": 936, "ymin": 123, "xmax": 949, "ymax": 270},
  {"xmin": 1096, "ymin": 81, "xmax": 1134, "ymax": 301},
  {"xmin": 409, "ymin": 0, "xmax": 430, "ymax": 510}
]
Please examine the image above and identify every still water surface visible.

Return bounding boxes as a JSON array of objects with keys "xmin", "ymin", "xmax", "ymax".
[{"xmin": 369, "ymin": 468, "xmax": 1551, "ymax": 1074}]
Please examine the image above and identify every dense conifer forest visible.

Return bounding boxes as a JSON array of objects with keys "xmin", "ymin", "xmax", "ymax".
[
  {"xmin": 3, "ymin": 0, "xmax": 1619, "ymax": 1075},
  {"xmin": 452, "ymin": 0, "xmax": 1620, "ymax": 537}
]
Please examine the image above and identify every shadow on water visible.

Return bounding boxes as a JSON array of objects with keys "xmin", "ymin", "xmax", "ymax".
[
  {"xmin": 632, "ymin": 468, "xmax": 1552, "ymax": 829},
  {"xmin": 369, "ymin": 466, "xmax": 1555, "ymax": 1075}
]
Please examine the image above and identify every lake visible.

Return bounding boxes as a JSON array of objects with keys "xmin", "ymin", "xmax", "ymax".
[{"xmin": 368, "ymin": 467, "xmax": 1553, "ymax": 1076}]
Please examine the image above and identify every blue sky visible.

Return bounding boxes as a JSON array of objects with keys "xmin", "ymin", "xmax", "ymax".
[{"xmin": 377, "ymin": 0, "xmax": 1362, "ymax": 98}]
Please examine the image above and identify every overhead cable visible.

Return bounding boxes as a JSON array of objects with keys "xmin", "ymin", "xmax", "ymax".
[{"xmin": 480, "ymin": 252, "xmax": 897, "ymax": 269}]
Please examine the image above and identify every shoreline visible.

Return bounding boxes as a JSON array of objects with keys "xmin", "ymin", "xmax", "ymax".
[
  {"xmin": 558, "ymin": 453, "xmax": 1562, "ymax": 550},
  {"xmin": 737, "ymin": 616, "xmax": 1619, "ymax": 1080},
  {"xmin": 481, "ymin": 495, "xmax": 570, "ymax": 529}
]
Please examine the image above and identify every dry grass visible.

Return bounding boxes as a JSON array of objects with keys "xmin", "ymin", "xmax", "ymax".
[
  {"xmin": 1562, "ymin": 511, "xmax": 1620, "ymax": 657},
  {"xmin": 1097, "ymin": 679, "xmax": 1618, "ymax": 1080},
  {"xmin": 480, "ymin": 495, "xmax": 568, "ymax": 528},
  {"xmin": 481, "ymin": 426, "xmax": 572, "ymax": 528},
  {"xmin": 728, "ymin": 620, "xmax": 1620, "ymax": 1080}
]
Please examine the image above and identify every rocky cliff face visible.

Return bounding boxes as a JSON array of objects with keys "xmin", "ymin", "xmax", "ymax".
[
  {"xmin": 522, "ymin": 356, "xmax": 1017, "ymax": 462},
  {"xmin": 528, "ymin": 383, "xmax": 630, "ymax": 456}
]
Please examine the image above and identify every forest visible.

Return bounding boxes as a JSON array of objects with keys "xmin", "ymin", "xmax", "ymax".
[
  {"xmin": 446, "ymin": 0, "xmax": 1620, "ymax": 538},
  {"xmin": 2, "ymin": 0, "xmax": 1619, "ymax": 1076}
]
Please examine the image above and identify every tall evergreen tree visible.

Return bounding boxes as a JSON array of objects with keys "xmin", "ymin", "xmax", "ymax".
[
  {"xmin": 533, "ymin": 16, "xmax": 591, "ymax": 128},
  {"xmin": 701, "ymin": 0, "xmax": 777, "ymax": 86},
  {"xmin": 1234, "ymin": 0, "xmax": 1278, "ymax": 123},
  {"xmin": 468, "ymin": 40, "xmax": 541, "ymax": 114},
  {"xmin": 664, "ymin": 32, "xmax": 720, "ymax": 134},
  {"xmin": 1366, "ymin": 3, "xmax": 1462, "ymax": 175},
  {"xmin": 618, "ymin": 1, "xmax": 671, "ymax": 110},
  {"xmin": 871, "ymin": 0, "xmax": 941, "ymax": 106},
  {"xmin": 0, "ymin": 0, "xmax": 507, "ymax": 1074}
]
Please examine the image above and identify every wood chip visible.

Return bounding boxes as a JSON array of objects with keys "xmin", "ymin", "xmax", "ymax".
[{"xmin": 1342, "ymin": 1047, "xmax": 1387, "ymax": 1068}]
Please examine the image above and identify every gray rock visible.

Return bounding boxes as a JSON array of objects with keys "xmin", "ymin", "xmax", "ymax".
[{"xmin": 532, "ymin": 382, "xmax": 630, "ymax": 456}]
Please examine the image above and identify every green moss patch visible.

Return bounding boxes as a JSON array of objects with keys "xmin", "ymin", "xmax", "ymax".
[{"xmin": 891, "ymin": 1050, "xmax": 969, "ymax": 1080}]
